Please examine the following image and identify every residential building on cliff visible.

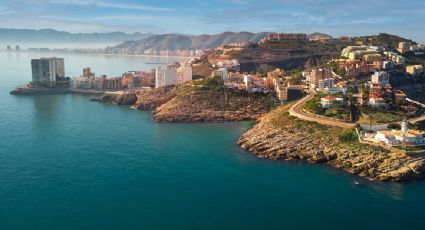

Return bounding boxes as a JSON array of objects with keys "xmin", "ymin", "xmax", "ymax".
[
  {"xmin": 304, "ymin": 68, "xmax": 334, "ymax": 89},
  {"xmin": 371, "ymin": 71, "xmax": 390, "ymax": 86},
  {"xmin": 155, "ymin": 66, "xmax": 177, "ymax": 88},
  {"xmin": 177, "ymin": 63, "xmax": 192, "ymax": 84},
  {"xmin": 212, "ymin": 68, "xmax": 229, "ymax": 81}
]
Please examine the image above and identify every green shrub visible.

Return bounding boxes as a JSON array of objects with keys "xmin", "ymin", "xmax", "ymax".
[{"xmin": 339, "ymin": 129, "xmax": 358, "ymax": 143}]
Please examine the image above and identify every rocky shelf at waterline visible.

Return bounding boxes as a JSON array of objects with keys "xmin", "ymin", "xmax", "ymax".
[
  {"xmin": 94, "ymin": 86, "xmax": 272, "ymax": 122},
  {"xmin": 238, "ymin": 105, "xmax": 425, "ymax": 182},
  {"xmin": 10, "ymin": 86, "xmax": 106, "ymax": 96}
]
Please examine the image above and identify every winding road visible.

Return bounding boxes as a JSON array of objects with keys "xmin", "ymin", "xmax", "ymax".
[{"xmin": 289, "ymin": 89, "xmax": 356, "ymax": 129}]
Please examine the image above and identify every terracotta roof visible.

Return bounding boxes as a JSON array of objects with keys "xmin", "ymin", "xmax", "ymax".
[{"xmin": 322, "ymin": 95, "xmax": 335, "ymax": 100}]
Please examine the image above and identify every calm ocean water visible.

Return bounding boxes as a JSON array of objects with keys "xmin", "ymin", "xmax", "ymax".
[{"xmin": 1, "ymin": 52, "xmax": 425, "ymax": 230}]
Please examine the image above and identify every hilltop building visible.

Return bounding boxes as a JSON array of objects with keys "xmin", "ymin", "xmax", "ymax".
[
  {"xmin": 397, "ymin": 42, "xmax": 411, "ymax": 54},
  {"xmin": 260, "ymin": 33, "xmax": 308, "ymax": 43}
]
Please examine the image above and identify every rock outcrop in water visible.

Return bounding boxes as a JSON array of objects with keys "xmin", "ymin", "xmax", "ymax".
[
  {"xmin": 94, "ymin": 93, "xmax": 137, "ymax": 105},
  {"xmin": 238, "ymin": 105, "xmax": 425, "ymax": 182}
]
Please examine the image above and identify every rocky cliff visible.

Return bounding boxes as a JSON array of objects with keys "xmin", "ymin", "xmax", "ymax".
[
  {"xmin": 153, "ymin": 89, "xmax": 271, "ymax": 122},
  {"xmin": 95, "ymin": 86, "xmax": 272, "ymax": 122},
  {"xmin": 238, "ymin": 105, "xmax": 425, "ymax": 181},
  {"xmin": 133, "ymin": 86, "xmax": 182, "ymax": 110}
]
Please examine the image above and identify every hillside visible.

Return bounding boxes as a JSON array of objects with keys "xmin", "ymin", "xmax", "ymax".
[
  {"xmin": 354, "ymin": 33, "xmax": 416, "ymax": 49},
  {"xmin": 0, "ymin": 28, "xmax": 152, "ymax": 44},
  {"xmin": 114, "ymin": 32, "xmax": 269, "ymax": 50},
  {"xmin": 307, "ymin": 33, "xmax": 333, "ymax": 41}
]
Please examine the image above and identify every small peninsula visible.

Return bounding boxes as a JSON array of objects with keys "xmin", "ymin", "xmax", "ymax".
[{"xmin": 238, "ymin": 105, "xmax": 425, "ymax": 181}]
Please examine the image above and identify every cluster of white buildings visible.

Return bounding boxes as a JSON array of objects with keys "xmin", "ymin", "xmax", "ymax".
[
  {"xmin": 383, "ymin": 51, "xmax": 406, "ymax": 65},
  {"xmin": 303, "ymin": 68, "xmax": 347, "ymax": 95},
  {"xmin": 213, "ymin": 59, "xmax": 240, "ymax": 71},
  {"xmin": 155, "ymin": 62, "xmax": 193, "ymax": 88},
  {"xmin": 320, "ymin": 95, "xmax": 344, "ymax": 108},
  {"xmin": 397, "ymin": 42, "xmax": 425, "ymax": 54},
  {"xmin": 143, "ymin": 49, "xmax": 205, "ymax": 57},
  {"xmin": 341, "ymin": 46, "xmax": 384, "ymax": 60},
  {"xmin": 104, "ymin": 46, "xmax": 205, "ymax": 57},
  {"xmin": 374, "ymin": 120, "xmax": 425, "ymax": 146},
  {"xmin": 211, "ymin": 67, "xmax": 303, "ymax": 102},
  {"xmin": 71, "ymin": 68, "xmax": 156, "ymax": 90}
]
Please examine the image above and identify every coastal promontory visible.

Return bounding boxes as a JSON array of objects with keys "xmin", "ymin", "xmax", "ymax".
[{"xmin": 238, "ymin": 105, "xmax": 425, "ymax": 182}]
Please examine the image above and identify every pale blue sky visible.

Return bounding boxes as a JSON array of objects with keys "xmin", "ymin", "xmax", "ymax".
[{"xmin": 0, "ymin": 0, "xmax": 424, "ymax": 42}]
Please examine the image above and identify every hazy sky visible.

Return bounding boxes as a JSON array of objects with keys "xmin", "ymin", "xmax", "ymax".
[{"xmin": 0, "ymin": 0, "xmax": 424, "ymax": 42}]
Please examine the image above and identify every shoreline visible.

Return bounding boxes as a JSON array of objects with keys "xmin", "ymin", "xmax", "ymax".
[
  {"xmin": 10, "ymin": 84, "xmax": 425, "ymax": 182},
  {"xmin": 238, "ymin": 105, "xmax": 425, "ymax": 182},
  {"xmin": 10, "ymin": 86, "xmax": 110, "ymax": 96}
]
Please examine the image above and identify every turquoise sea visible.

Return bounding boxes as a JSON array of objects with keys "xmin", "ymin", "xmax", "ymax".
[{"xmin": 1, "ymin": 52, "xmax": 425, "ymax": 230}]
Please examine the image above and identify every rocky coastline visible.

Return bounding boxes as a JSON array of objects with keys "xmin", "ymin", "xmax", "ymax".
[
  {"xmin": 238, "ymin": 105, "xmax": 425, "ymax": 182},
  {"xmin": 95, "ymin": 86, "xmax": 272, "ymax": 122},
  {"xmin": 15, "ymin": 85, "xmax": 425, "ymax": 182}
]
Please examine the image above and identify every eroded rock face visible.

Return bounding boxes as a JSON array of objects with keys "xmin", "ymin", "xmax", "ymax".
[
  {"xmin": 134, "ymin": 87, "xmax": 180, "ymax": 110},
  {"xmin": 95, "ymin": 93, "xmax": 137, "ymax": 105},
  {"xmin": 238, "ymin": 106, "xmax": 425, "ymax": 182},
  {"xmin": 152, "ymin": 90, "xmax": 270, "ymax": 122}
]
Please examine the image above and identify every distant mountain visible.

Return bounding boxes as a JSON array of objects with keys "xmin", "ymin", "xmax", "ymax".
[
  {"xmin": 0, "ymin": 28, "xmax": 152, "ymax": 44},
  {"xmin": 115, "ymin": 32, "xmax": 270, "ymax": 50},
  {"xmin": 307, "ymin": 33, "xmax": 333, "ymax": 41}
]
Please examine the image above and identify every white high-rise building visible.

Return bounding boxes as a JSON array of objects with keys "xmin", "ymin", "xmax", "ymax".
[
  {"xmin": 177, "ymin": 64, "xmax": 192, "ymax": 84},
  {"xmin": 211, "ymin": 68, "xmax": 228, "ymax": 81},
  {"xmin": 155, "ymin": 66, "xmax": 177, "ymax": 88},
  {"xmin": 31, "ymin": 57, "xmax": 65, "ymax": 86}
]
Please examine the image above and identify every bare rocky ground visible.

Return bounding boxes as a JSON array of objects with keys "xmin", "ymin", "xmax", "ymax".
[
  {"xmin": 238, "ymin": 105, "xmax": 425, "ymax": 182},
  {"xmin": 152, "ymin": 89, "xmax": 270, "ymax": 122},
  {"xmin": 96, "ymin": 86, "xmax": 271, "ymax": 122}
]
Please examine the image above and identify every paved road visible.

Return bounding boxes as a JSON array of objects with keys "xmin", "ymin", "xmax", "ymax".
[{"xmin": 289, "ymin": 89, "xmax": 356, "ymax": 129}]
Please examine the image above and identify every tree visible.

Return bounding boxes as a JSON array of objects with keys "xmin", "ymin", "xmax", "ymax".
[
  {"xmin": 339, "ymin": 129, "xmax": 358, "ymax": 143},
  {"xmin": 388, "ymin": 123, "xmax": 401, "ymax": 130}
]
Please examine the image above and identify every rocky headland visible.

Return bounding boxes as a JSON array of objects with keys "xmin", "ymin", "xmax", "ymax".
[
  {"xmin": 153, "ymin": 89, "xmax": 270, "ymax": 122},
  {"xmin": 95, "ymin": 86, "xmax": 273, "ymax": 122},
  {"xmin": 238, "ymin": 105, "xmax": 425, "ymax": 182}
]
